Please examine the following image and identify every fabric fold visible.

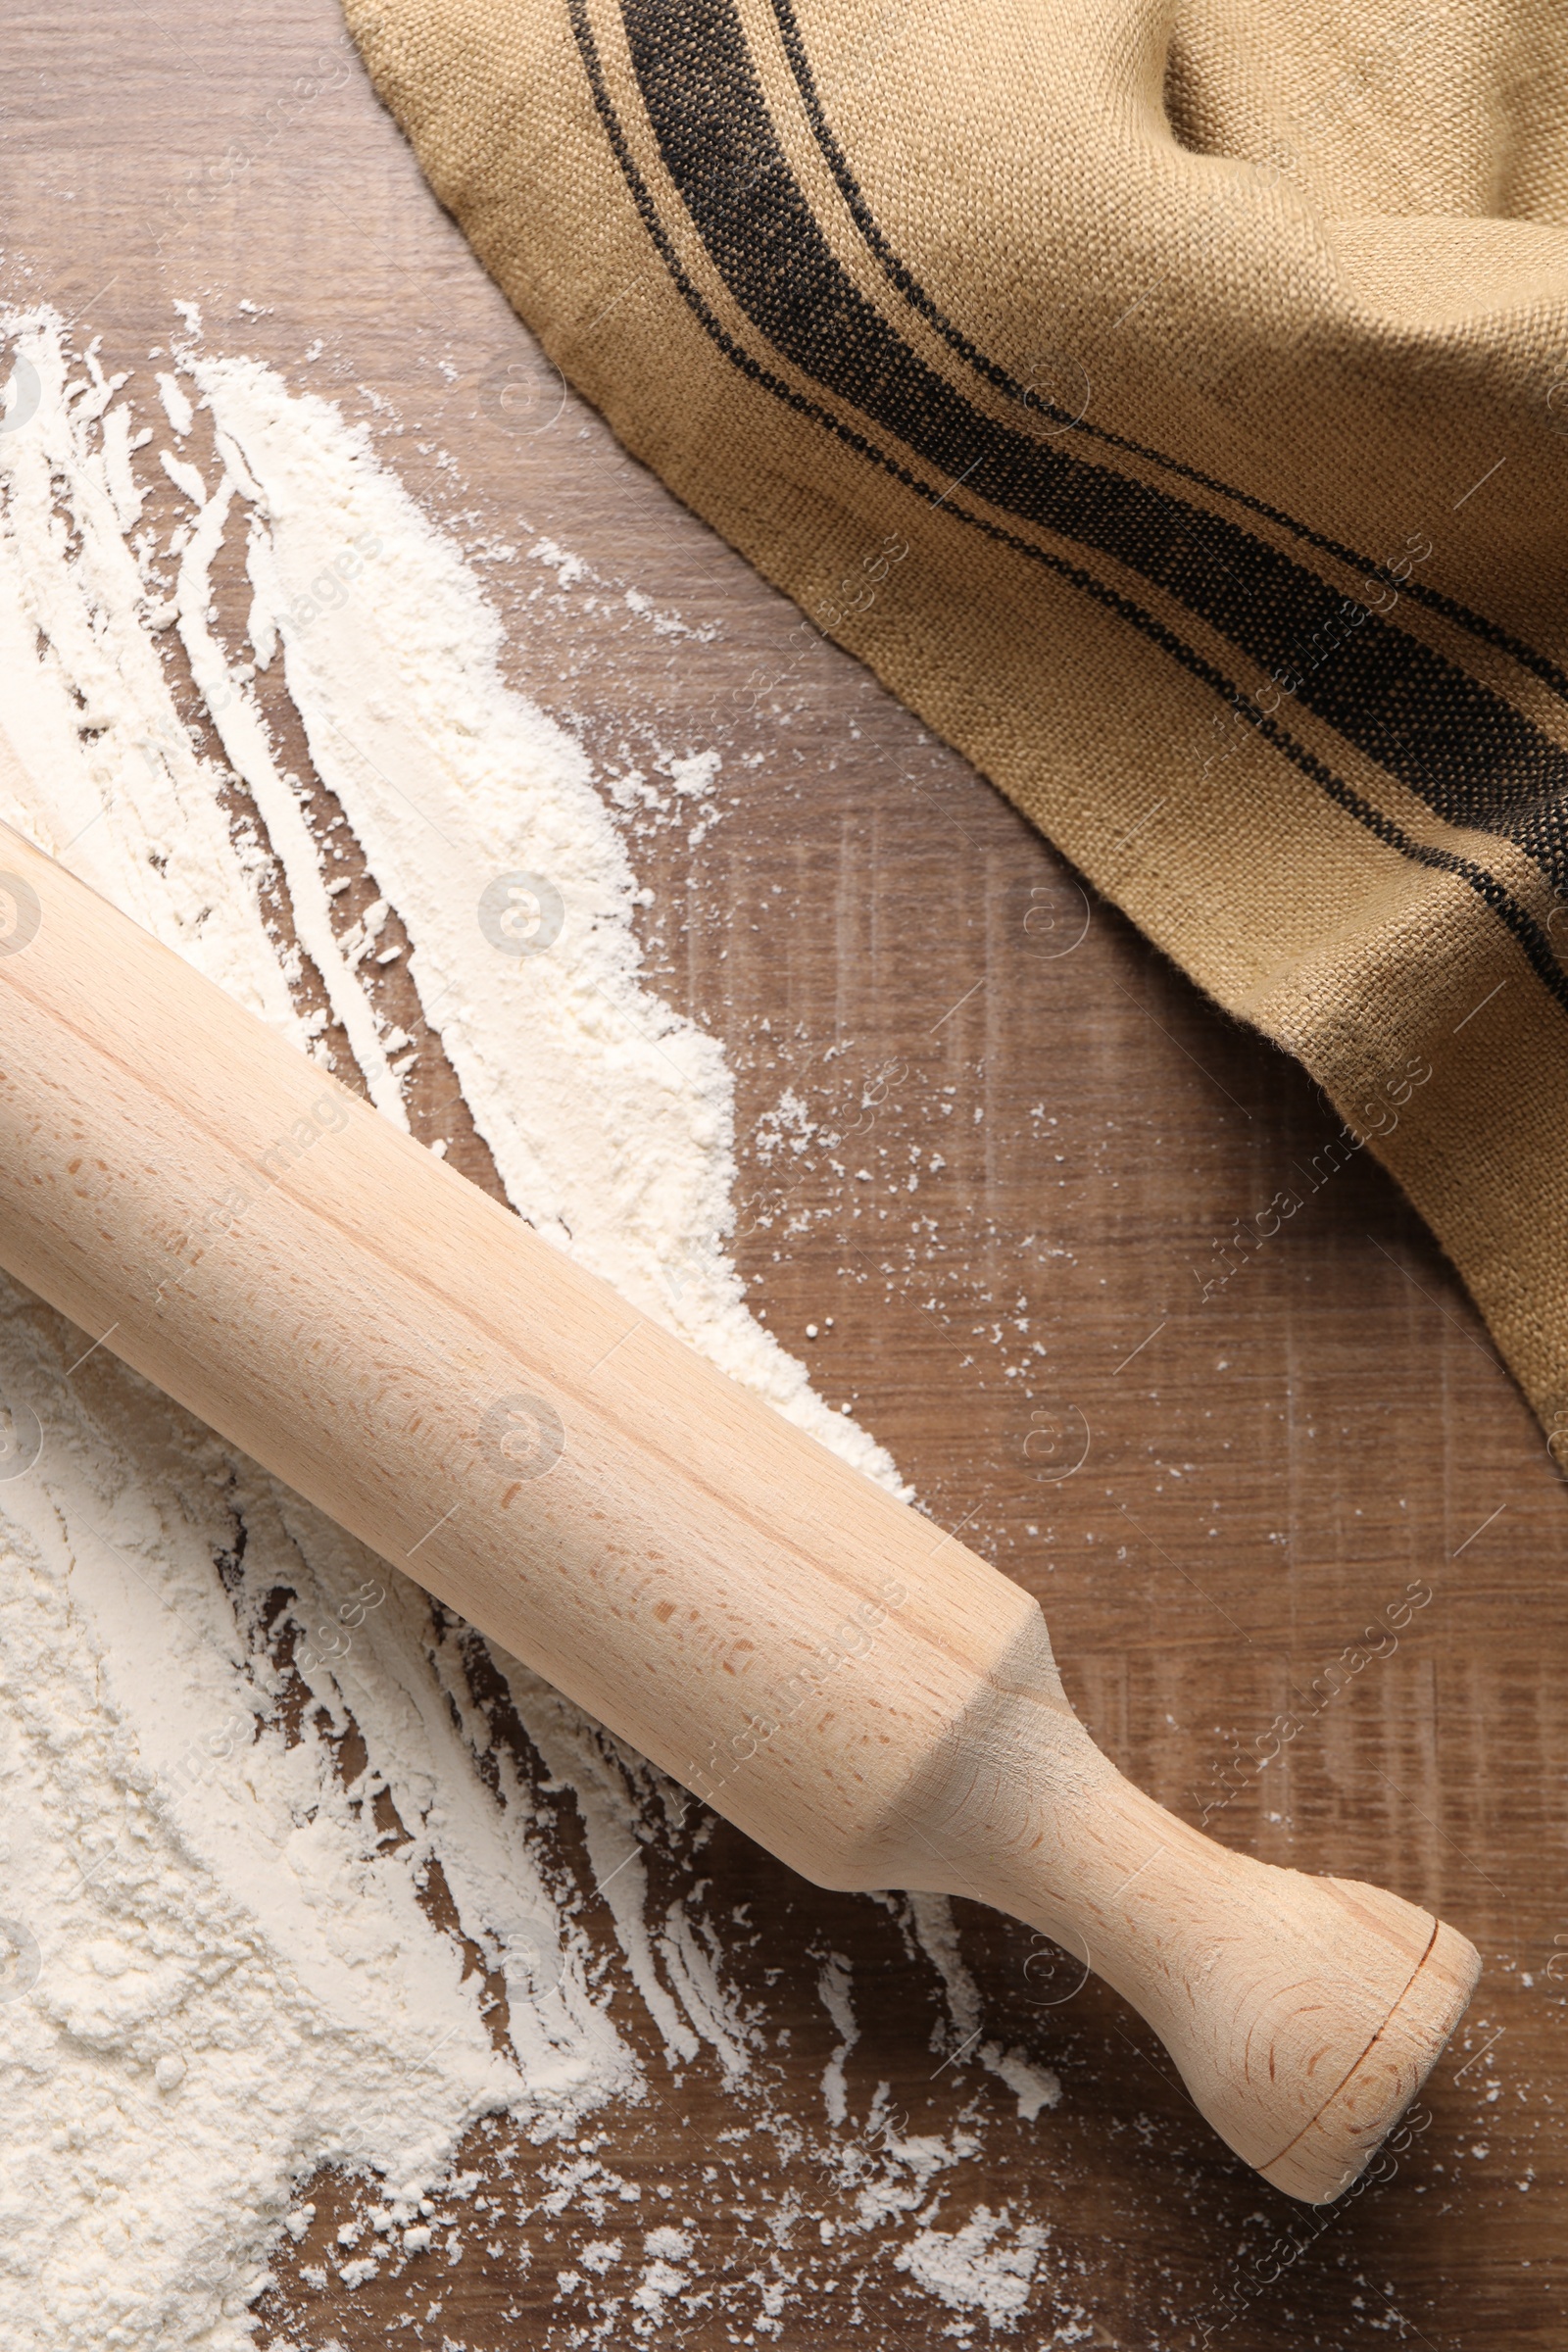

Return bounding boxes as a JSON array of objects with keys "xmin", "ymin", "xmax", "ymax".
[{"xmin": 344, "ymin": 0, "xmax": 1568, "ymax": 1443}]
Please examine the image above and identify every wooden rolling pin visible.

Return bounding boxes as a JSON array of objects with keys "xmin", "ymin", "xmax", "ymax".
[{"xmin": 0, "ymin": 816, "xmax": 1477, "ymax": 2201}]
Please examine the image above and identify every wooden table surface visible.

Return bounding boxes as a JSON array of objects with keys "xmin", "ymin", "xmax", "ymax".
[{"xmin": 5, "ymin": 5, "xmax": 1566, "ymax": 2345}]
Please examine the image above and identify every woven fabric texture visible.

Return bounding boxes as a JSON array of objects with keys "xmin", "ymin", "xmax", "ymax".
[{"xmin": 345, "ymin": 0, "xmax": 1568, "ymax": 1445}]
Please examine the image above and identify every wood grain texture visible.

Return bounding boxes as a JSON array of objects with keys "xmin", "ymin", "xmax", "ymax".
[
  {"xmin": 1, "ymin": 2, "xmax": 1565, "ymax": 2343},
  {"xmin": 0, "ymin": 820, "xmax": 1482, "ymax": 2199}
]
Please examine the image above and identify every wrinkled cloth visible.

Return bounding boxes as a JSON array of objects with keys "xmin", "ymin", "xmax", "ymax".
[{"xmin": 348, "ymin": 0, "xmax": 1568, "ymax": 1443}]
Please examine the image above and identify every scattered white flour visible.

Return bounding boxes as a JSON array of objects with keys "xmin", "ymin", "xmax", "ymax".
[
  {"xmin": 0, "ymin": 308, "xmax": 1050, "ymax": 2350},
  {"xmin": 817, "ymin": 1950, "xmax": 858, "ymax": 2125},
  {"xmin": 895, "ymin": 2206, "xmax": 1049, "ymax": 2332}
]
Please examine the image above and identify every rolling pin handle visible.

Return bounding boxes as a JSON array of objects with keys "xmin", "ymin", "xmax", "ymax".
[{"xmin": 870, "ymin": 1631, "xmax": 1479, "ymax": 2201}]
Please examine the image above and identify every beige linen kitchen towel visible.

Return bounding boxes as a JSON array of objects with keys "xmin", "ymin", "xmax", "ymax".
[{"xmin": 346, "ymin": 0, "xmax": 1568, "ymax": 1443}]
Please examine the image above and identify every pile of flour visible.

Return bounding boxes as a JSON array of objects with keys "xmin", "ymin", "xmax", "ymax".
[{"xmin": 0, "ymin": 309, "xmax": 1054, "ymax": 2350}]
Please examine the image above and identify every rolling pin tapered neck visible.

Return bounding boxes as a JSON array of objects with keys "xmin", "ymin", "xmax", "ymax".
[{"xmin": 861, "ymin": 1619, "xmax": 1477, "ymax": 2200}]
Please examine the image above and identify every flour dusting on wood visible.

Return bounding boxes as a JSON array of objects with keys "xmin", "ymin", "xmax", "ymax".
[{"xmin": 0, "ymin": 308, "xmax": 1056, "ymax": 2351}]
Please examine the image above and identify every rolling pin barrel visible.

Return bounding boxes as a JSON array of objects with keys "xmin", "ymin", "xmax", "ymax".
[{"xmin": 0, "ymin": 821, "xmax": 1478, "ymax": 2199}]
